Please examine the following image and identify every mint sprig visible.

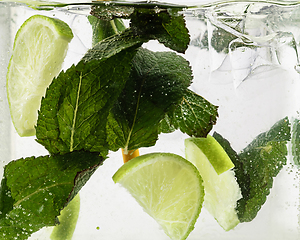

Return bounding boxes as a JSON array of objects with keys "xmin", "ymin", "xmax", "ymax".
[
  {"xmin": 213, "ymin": 117, "xmax": 291, "ymax": 222},
  {"xmin": 36, "ymin": 40, "xmax": 140, "ymax": 155},
  {"xmin": 0, "ymin": 151, "xmax": 103, "ymax": 240}
]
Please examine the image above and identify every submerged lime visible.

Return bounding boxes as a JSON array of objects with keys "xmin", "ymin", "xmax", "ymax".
[
  {"xmin": 50, "ymin": 194, "xmax": 80, "ymax": 240},
  {"xmin": 185, "ymin": 136, "xmax": 242, "ymax": 231},
  {"xmin": 113, "ymin": 152, "xmax": 204, "ymax": 240},
  {"xmin": 7, "ymin": 14, "xmax": 73, "ymax": 136}
]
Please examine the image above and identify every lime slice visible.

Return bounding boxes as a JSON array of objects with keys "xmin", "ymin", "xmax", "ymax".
[
  {"xmin": 185, "ymin": 135, "xmax": 242, "ymax": 231},
  {"xmin": 113, "ymin": 152, "xmax": 204, "ymax": 240},
  {"xmin": 50, "ymin": 194, "xmax": 80, "ymax": 240},
  {"xmin": 7, "ymin": 14, "xmax": 73, "ymax": 137}
]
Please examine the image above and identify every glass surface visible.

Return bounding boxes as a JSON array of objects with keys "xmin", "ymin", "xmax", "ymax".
[{"xmin": 0, "ymin": 0, "xmax": 300, "ymax": 239}]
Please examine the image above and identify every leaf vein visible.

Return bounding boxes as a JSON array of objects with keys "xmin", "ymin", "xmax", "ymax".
[
  {"xmin": 70, "ymin": 72, "xmax": 83, "ymax": 152},
  {"xmin": 14, "ymin": 181, "xmax": 73, "ymax": 207}
]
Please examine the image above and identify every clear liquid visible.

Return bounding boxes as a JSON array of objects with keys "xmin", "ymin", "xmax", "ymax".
[{"xmin": 0, "ymin": 1, "xmax": 300, "ymax": 239}]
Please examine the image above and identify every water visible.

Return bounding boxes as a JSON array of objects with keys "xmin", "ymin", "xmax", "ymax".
[{"xmin": 0, "ymin": 0, "xmax": 300, "ymax": 239}]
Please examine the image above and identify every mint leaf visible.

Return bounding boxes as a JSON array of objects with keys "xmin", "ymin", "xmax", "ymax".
[
  {"xmin": 0, "ymin": 151, "xmax": 103, "ymax": 240},
  {"xmin": 88, "ymin": 15, "xmax": 126, "ymax": 47},
  {"xmin": 90, "ymin": 4, "xmax": 134, "ymax": 21},
  {"xmin": 36, "ymin": 38, "xmax": 140, "ymax": 155},
  {"xmin": 0, "ymin": 176, "xmax": 14, "ymax": 218},
  {"xmin": 89, "ymin": 2, "xmax": 185, "ymax": 21},
  {"xmin": 291, "ymin": 118, "xmax": 300, "ymax": 166},
  {"xmin": 214, "ymin": 117, "xmax": 290, "ymax": 223},
  {"xmin": 166, "ymin": 89, "xmax": 218, "ymax": 137},
  {"xmin": 210, "ymin": 27, "xmax": 238, "ymax": 53},
  {"xmin": 238, "ymin": 117, "xmax": 290, "ymax": 222},
  {"xmin": 107, "ymin": 48, "xmax": 193, "ymax": 152},
  {"xmin": 82, "ymin": 28, "xmax": 145, "ymax": 62},
  {"xmin": 90, "ymin": 5, "xmax": 190, "ymax": 53},
  {"xmin": 130, "ymin": 8, "xmax": 190, "ymax": 53}
]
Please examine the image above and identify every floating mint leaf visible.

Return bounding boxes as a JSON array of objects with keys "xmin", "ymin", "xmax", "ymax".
[
  {"xmin": 90, "ymin": 2, "xmax": 185, "ymax": 21},
  {"xmin": 90, "ymin": 4, "xmax": 135, "ymax": 21},
  {"xmin": 210, "ymin": 27, "xmax": 238, "ymax": 53},
  {"xmin": 291, "ymin": 118, "xmax": 300, "ymax": 166},
  {"xmin": 214, "ymin": 117, "xmax": 290, "ymax": 223},
  {"xmin": 107, "ymin": 48, "xmax": 193, "ymax": 152},
  {"xmin": 130, "ymin": 9, "xmax": 190, "ymax": 53},
  {"xmin": 36, "ymin": 37, "xmax": 140, "ymax": 155},
  {"xmin": 0, "ymin": 151, "xmax": 103, "ymax": 240},
  {"xmin": 166, "ymin": 89, "xmax": 218, "ymax": 137}
]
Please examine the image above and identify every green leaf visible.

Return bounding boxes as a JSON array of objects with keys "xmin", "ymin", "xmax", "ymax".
[
  {"xmin": 82, "ymin": 28, "xmax": 145, "ymax": 62},
  {"xmin": 166, "ymin": 89, "xmax": 218, "ymax": 137},
  {"xmin": 0, "ymin": 176, "xmax": 14, "ymax": 218},
  {"xmin": 90, "ymin": 4, "xmax": 135, "ymax": 21},
  {"xmin": 214, "ymin": 117, "xmax": 291, "ymax": 223},
  {"xmin": 291, "ymin": 118, "xmax": 300, "ymax": 166},
  {"xmin": 107, "ymin": 48, "xmax": 193, "ymax": 152},
  {"xmin": 36, "ymin": 35, "xmax": 141, "ymax": 155},
  {"xmin": 0, "ymin": 151, "xmax": 103, "ymax": 240},
  {"xmin": 210, "ymin": 27, "xmax": 238, "ymax": 53},
  {"xmin": 90, "ymin": 4, "xmax": 190, "ymax": 53},
  {"xmin": 89, "ymin": 2, "xmax": 186, "ymax": 21},
  {"xmin": 130, "ymin": 8, "xmax": 190, "ymax": 53},
  {"xmin": 87, "ymin": 15, "xmax": 126, "ymax": 47}
]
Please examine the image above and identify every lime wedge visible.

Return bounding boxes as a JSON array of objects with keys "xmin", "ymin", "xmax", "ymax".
[
  {"xmin": 7, "ymin": 15, "xmax": 73, "ymax": 136},
  {"xmin": 50, "ymin": 194, "xmax": 80, "ymax": 240},
  {"xmin": 185, "ymin": 136, "xmax": 242, "ymax": 231},
  {"xmin": 113, "ymin": 152, "xmax": 204, "ymax": 240}
]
